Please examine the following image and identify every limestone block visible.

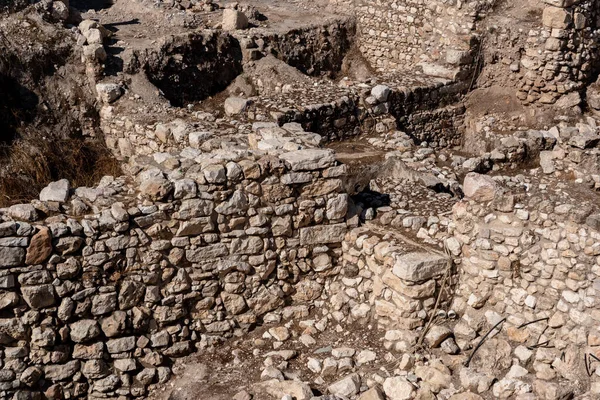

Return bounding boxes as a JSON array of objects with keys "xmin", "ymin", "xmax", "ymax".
[
  {"xmin": 299, "ymin": 223, "xmax": 347, "ymax": 245},
  {"xmin": 542, "ymin": 7, "xmax": 572, "ymax": 29},
  {"xmin": 40, "ymin": 179, "xmax": 70, "ymax": 203},
  {"xmin": 279, "ymin": 149, "xmax": 336, "ymax": 171},
  {"xmin": 222, "ymin": 9, "xmax": 249, "ymax": 30},
  {"xmin": 463, "ymin": 172, "xmax": 499, "ymax": 202},
  {"xmin": 392, "ymin": 252, "xmax": 448, "ymax": 282}
]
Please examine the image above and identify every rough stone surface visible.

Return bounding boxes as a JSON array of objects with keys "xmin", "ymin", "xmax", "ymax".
[
  {"xmin": 39, "ymin": 179, "xmax": 70, "ymax": 203},
  {"xmin": 463, "ymin": 173, "xmax": 499, "ymax": 202}
]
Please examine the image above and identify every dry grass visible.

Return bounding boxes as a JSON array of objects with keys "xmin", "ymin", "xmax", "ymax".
[{"xmin": 0, "ymin": 137, "xmax": 122, "ymax": 207}]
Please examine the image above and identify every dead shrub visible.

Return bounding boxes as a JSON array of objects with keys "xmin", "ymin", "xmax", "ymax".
[{"xmin": 0, "ymin": 137, "xmax": 121, "ymax": 207}]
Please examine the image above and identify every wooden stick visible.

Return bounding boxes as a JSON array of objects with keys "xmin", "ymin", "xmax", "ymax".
[{"xmin": 464, "ymin": 317, "xmax": 506, "ymax": 367}]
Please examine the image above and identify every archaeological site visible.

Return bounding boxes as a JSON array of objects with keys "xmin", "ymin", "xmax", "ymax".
[{"xmin": 1, "ymin": 0, "xmax": 600, "ymax": 398}]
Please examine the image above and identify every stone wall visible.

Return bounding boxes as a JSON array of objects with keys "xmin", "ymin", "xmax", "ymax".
[
  {"xmin": 451, "ymin": 192, "xmax": 600, "ymax": 354},
  {"xmin": 341, "ymin": 227, "xmax": 450, "ymax": 333},
  {"xmin": 0, "ymin": 148, "xmax": 352, "ymax": 399},
  {"xmin": 363, "ymin": 80, "xmax": 469, "ymax": 147},
  {"xmin": 349, "ymin": 0, "xmax": 489, "ymax": 74},
  {"xmin": 514, "ymin": 0, "xmax": 600, "ymax": 106},
  {"xmin": 276, "ymin": 95, "xmax": 362, "ymax": 142}
]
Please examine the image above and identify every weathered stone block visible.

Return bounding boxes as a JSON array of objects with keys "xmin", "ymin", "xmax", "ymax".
[
  {"xmin": 542, "ymin": 6, "xmax": 572, "ymax": 29},
  {"xmin": 0, "ymin": 247, "xmax": 25, "ymax": 267},
  {"xmin": 392, "ymin": 252, "xmax": 448, "ymax": 282},
  {"xmin": 21, "ymin": 285, "xmax": 55, "ymax": 309},
  {"xmin": 300, "ymin": 223, "xmax": 347, "ymax": 245},
  {"xmin": 279, "ymin": 149, "xmax": 336, "ymax": 171},
  {"xmin": 222, "ymin": 9, "xmax": 248, "ymax": 30},
  {"xmin": 186, "ymin": 243, "xmax": 229, "ymax": 262}
]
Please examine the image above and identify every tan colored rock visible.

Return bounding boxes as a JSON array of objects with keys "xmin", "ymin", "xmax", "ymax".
[
  {"xmin": 415, "ymin": 365, "xmax": 452, "ymax": 393},
  {"xmin": 383, "ymin": 376, "xmax": 414, "ymax": 400},
  {"xmin": 222, "ymin": 9, "xmax": 248, "ymax": 30},
  {"xmin": 449, "ymin": 394, "xmax": 484, "ymax": 400},
  {"xmin": 425, "ymin": 325, "xmax": 452, "ymax": 348},
  {"xmin": 252, "ymin": 379, "xmax": 313, "ymax": 400},
  {"xmin": 507, "ymin": 326, "xmax": 530, "ymax": 343},
  {"xmin": 542, "ymin": 6, "xmax": 572, "ymax": 29},
  {"xmin": 463, "ymin": 173, "xmax": 499, "ymax": 202},
  {"xmin": 26, "ymin": 227, "xmax": 52, "ymax": 265}
]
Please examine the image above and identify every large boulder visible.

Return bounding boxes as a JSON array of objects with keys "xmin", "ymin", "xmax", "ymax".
[{"xmin": 463, "ymin": 172, "xmax": 499, "ymax": 202}]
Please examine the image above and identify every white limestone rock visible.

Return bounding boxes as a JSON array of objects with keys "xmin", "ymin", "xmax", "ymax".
[
  {"xmin": 40, "ymin": 179, "xmax": 70, "ymax": 203},
  {"xmin": 279, "ymin": 149, "xmax": 336, "ymax": 171}
]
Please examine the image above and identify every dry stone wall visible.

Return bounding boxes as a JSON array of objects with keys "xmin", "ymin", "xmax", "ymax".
[
  {"xmin": 341, "ymin": 227, "xmax": 450, "ymax": 334},
  {"xmin": 349, "ymin": 0, "xmax": 490, "ymax": 74},
  {"xmin": 451, "ymin": 191, "xmax": 600, "ymax": 360},
  {"xmin": 515, "ymin": 0, "xmax": 600, "ymax": 106},
  {"xmin": 0, "ymin": 148, "xmax": 354, "ymax": 399}
]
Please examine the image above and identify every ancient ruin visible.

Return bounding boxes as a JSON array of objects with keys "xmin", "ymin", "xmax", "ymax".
[{"xmin": 1, "ymin": 0, "xmax": 600, "ymax": 399}]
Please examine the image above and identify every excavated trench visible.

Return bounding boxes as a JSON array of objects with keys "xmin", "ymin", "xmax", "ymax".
[
  {"xmin": 130, "ymin": 18, "xmax": 355, "ymax": 107},
  {"xmin": 138, "ymin": 32, "xmax": 244, "ymax": 107}
]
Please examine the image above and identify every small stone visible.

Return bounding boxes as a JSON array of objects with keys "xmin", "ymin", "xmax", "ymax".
[
  {"xmin": 268, "ymin": 327, "xmax": 290, "ymax": 342},
  {"xmin": 332, "ymin": 347, "xmax": 356, "ymax": 358},
  {"xmin": 328, "ymin": 373, "xmax": 361, "ymax": 397},
  {"xmin": 307, "ymin": 358, "xmax": 322, "ymax": 373},
  {"xmin": 224, "ymin": 97, "xmax": 250, "ymax": 116},
  {"xmin": 383, "ymin": 376, "xmax": 414, "ymax": 400},
  {"xmin": 371, "ymin": 85, "xmax": 391, "ymax": 103},
  {"xmin": 222, "ymin": 9, "xmax": 249, "ymax": 30},
  {"xmin": 96, "ymin": 83, "xmax": 123, "ymax": 104},
  {"xmin": 359, "ymin": 387, "xmax": 385, "ymax": 400},
  {"xmin": 233, "ymin": 391, "xmax": 252, "ymax": 400},
  {"xmin": 425, "ymin": 325, "xmax": 452, "ymax": 348},
  {"xmin": 356, "ymin": 349, "xmax": 377, "ymax": 365}
]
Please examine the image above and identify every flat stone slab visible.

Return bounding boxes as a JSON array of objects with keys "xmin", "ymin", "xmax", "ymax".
[
  {"xmin": 392, "ymin": 252, "xmax": 448, "ymax": 282},
  {"xmin": 300, "ymin": 223, "xmax": 346, "ymax": 245},
  {"xmin": 279, "ymin": 149, "xmax": 335, "ymax": 171}
]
